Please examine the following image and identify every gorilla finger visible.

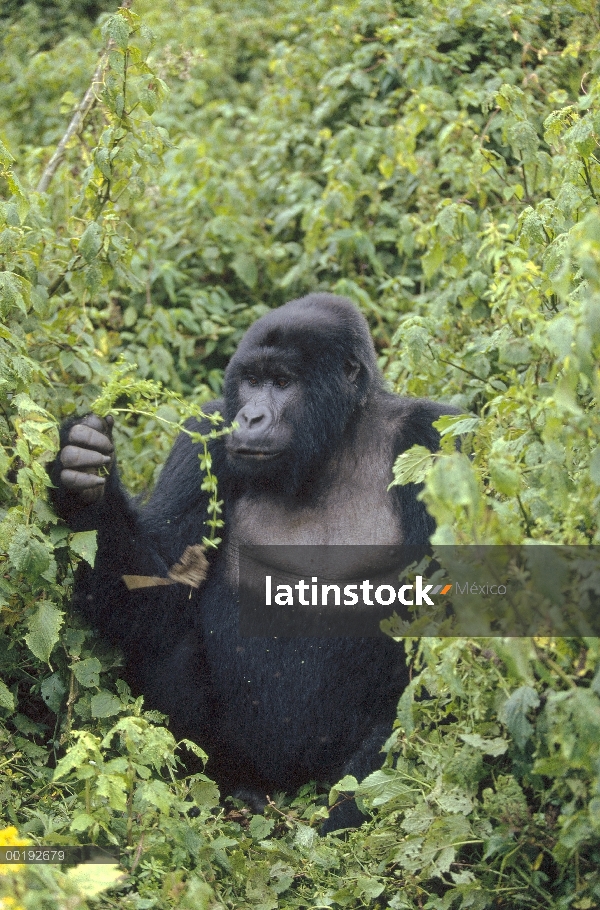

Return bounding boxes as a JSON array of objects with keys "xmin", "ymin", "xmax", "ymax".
[
  {"xmin": 68, "ymin": 423, "xmax": 114, "ymax": 453},
  {"xmin": 83, "ymin": 413, "xmax": 114, "ymax": 438},
  {"xmin": 61, "ymin": 469, "xmax": 106, "ymax": 491},
  {"xmin": 61, "ymin": 445, "xmax": 112, "ymax": 470},
  {"xmin": 80, "ymin": 413, "xmax": 114, "ymax": 435}
]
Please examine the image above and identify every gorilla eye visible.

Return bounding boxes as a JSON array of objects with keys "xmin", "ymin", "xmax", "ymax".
[
  {"xmin": 247, "ymin": 376, "xmax": 259, "ymax": 387},
  {"xmin": 275, "ymin": 377, "xmax": 290, "ymax": 389}
]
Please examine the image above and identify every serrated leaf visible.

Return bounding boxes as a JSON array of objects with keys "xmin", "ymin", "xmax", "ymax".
[
  {"xmin": 358, "ymin": 768, "xmax": 417, "ymax": 806},
  {"xmin": 94, "ymin": 148, "xmax": 112, "ymax": 179},
  {"xmin": 489, "ymin": 460, "xmax": 520, "ymax": 497},
  {"xmin": 41, "ymin": 672, "xmax": 66, "ymax": 713},
  {"xmin": 91, "ymin": 691, "xmax": 122, "ymax": 718},
  {"xmin": 72, "ymin": 657, "xmax": 102, "ymax": 688},
  {"xmin": 70, "ymin": 530, "xmax": 97, "ymax": 566},
  {"xmin": 390, "ymin": 445, "xmax": 435, "ymax": 487},
  {"xmin": 521, "ymin": 210, "xmax": 547, "ymax": 245},
  {"xmin": 190, "ymin": 776, "xmax": 220, "ymax": 808},
  {"xmin": 8, "ymin": 527, "xmax": 51, "ymax": 578},
  {"xmin": 0, "ymin": 139, "xmax": 15, "ymax": 167},
  {"xmin": 135, "ymin": 779, "xmax": 172, "ymax": 814},
  {"xmin": 140, "ymin": 88, "xmax": 158, "ymax": 115},
  {"xmin": 0, "ymin": 679, "xmax": 15, "ymax": 711},
  {"xmin": 0, "ymin": 271, "xmax": 29, "ymax": 315},
  {"xmin": 422, "ymin": 243, "xmax": 444, "ymax": 280},
  {"xmin": 436, "ymin": 789, "xmax": 473, "ymax": 815},
  {"xmin": 249, "ymin": 815, "xmax": 274, "ymax": 840},
  {"xmin": 25, "ymin": 602, "xmax": 63, "ymax": 664},
  {"xmin": 459, "ymin": 733, "xmax": 508, "ymax": 756},
  {"xmin": 180, "ymin": 738, "xmax": 209, "ymax": 762},
  {"xmin": 435, "ymin": 415, "xmax": 480, "ymax": 437},
  {"xmin": 293, "ymin": 824, "xmax": 317, "ymax": 850},
  {"xmin": 69, "ymin": 811, "xmax": 96, "ymax": 833},
  {"xmin": 78, "ymin": 222, "xmax": 103, "ymax": 262},
  {"xmin": 501, "ymin": 685, "xmax": 540, "ymax": 750},
  {"xmin": 104, "ymin": 13, "xmax": 130, "ymax": 49}
]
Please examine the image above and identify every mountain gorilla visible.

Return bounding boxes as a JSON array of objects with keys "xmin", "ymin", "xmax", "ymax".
[{"xmin": 50, "ymin": 293, "xmax": 456, "ymax": 832}]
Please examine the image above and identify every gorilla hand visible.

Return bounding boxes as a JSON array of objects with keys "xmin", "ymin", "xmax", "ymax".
[{"xmin": 60, "ymin": 414, "xmax": 115, "ymax": 505}]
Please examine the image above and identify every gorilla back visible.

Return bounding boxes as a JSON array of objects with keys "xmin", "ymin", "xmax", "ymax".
[{"xmin": 50, "ymin": 293, "xmax": 456, "ymax": 831}]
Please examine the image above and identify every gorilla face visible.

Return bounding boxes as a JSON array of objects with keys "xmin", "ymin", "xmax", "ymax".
[
  {"xmin": 225, "ymin": 362, "xmax": 299, "ymax": 470},
  {"xmin": 222, "ymin": 294, "xmax": 382, "ymax": 492}
]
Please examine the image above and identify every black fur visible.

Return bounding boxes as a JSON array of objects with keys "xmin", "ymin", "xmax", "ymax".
[{"xmin": 50, "ymin": 293, "xmax": 456, "ymax": 832}]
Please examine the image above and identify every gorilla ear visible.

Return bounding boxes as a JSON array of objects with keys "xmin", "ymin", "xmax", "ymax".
[{"xmin": 344, "ymin": 359, "xmax": 361, "ymax": 383}]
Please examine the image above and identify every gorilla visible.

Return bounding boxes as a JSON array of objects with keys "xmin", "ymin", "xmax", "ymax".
[{"xmin": 50, "ymin": 293, "xmax": 456, "ymax": 832}]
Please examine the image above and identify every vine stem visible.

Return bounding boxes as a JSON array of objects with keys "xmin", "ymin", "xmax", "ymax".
[
  {"xmin": 105, "ymin": 406, "xmax": 229, "ymax": 547},
  {"xmin": 36, "ymin": 0, "xmax": 133, "ymax": 194}
]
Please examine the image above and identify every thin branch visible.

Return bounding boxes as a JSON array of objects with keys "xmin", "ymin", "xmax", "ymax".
[
  {"xmin": 519, "ymin": 150, "xmax": 530, "ymax": 201},
  {"xmin": 35, "ymin": 0, "xmax": 133, "ymax": 194},
  {"xmin": 479, "ymin": 107, "xmax": 500, "ymax": 147},
  {"xmin": 581, "ymin": 157, "xmax": 598, "ymax": 203}
]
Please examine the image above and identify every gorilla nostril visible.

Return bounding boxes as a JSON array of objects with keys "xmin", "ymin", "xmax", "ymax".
[{"xmin": 248, "ymin": 412, "xmax": 265, "ymax": 427}]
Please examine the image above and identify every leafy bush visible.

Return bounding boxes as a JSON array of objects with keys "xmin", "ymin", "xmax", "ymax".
[{"xmin": 1, "ymin": 0, "xmax": 600, "ymax": 907}]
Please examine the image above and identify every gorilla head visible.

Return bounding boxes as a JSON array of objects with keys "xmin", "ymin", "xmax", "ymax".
[{"xmin": 223, "ymin": 293, "xmax": 382, "ymax": 493}]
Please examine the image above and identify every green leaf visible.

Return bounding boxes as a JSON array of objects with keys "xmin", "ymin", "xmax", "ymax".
[
  {"xmin": 25, "ymin": 602, "xmax": 63, "ymax": 664},
  {"xmin": 135, "ymin": 778, "xmax": 173, "ymax": 814},
  {"xmin": 69, "ymin": 811, "xmax": 96, "ymax": 833},
  {"xmin": 390, "ymin": 445, "xmax": 435, "ymax": 487},
  {"xmin": 458, "ymin": 733, "xmax": 508, "ymax": 756},
  {"xmin": 8, "ymin": 528, "xmax": 50, "ymax": 578},
  {"xmin": 41, "ymin": 672, "xmax": 66, "ymax": 713},
  {"xmin": 293, "ymin": 824, "xmax": 317, "ymax": 850},
  {"xmin": 70, "ymin": 530, "xmax": 98, "ymax": 566},
  {"xmin": 232, "ymin": 253, "xmax": 258, "ymax": 289},
  {"xmin": 435, "ymin": 415, "xmax": 480, "ymax": 437},
  {"xmin": 104, "ymin": 13, "xmax": 130, "ymax": 50},
  {"xmin": 72, "ymin": 657, "xmax": 102, "ymax": 688},
  {"xmin": 0, "ymin": 139, "xmax": 15, "ymax": 167},
  {"xmin": 249, "ymin": 815, "xmax": 275, "ymax": 840},
  {"xmin": 140, "ymin": 88, "xmax": 158, "ymax": 115},
  {"xmin": 421, "ymin": 243, "xmax": 444, "ymax": 280},
  {"xmin": 180, "ymin": 738, "xmax": 209, "ymax": 763},
  {"xmin": 489, "ymin": 460, "xmax": 520, "ymax": 497},
  {"xmin": 358, "ymin": 768, "xmax": 416, "ymax": 807},
  {"xmin": 91, "ymin": 691, "xmax": 122, "ymax": 718},
  {"xmin": 189, "ymin": 775, "xmax": 220, "ymax": 808},
  {"xmin": 0, "ymin": 679, "xmax": 15, "ymax": 712},
  {"xmin": 502, "ymin": 685, "xmax": 540, "ymax": 750},
  {"xmin": 65, "ymin": 864, "xmax": 123, "ymax": 897},
  {"xmin": 329, "ymin": 773, "xmax": 359, "ymax": 805},
  {"xmin": 270, "ymin": 862, "xmax": 294, "ymax": 895},
  {"xmin": 78, "ymin": 222, "xmax": 103, "ymax": 262},
  {"xmin": 589, "ymin": 447, "xmax": 600, "ymax": 485}
]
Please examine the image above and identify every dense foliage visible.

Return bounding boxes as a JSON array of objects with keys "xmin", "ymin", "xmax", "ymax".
[{"xmin": 1, "ymin": 0, "xmax": 600, "ymax": 907}]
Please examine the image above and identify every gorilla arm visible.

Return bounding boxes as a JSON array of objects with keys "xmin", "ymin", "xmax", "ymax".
[
  {"xmin": 49, "ymin": 411, "xmax": 225, "ymax": 581},
  {"xmin": 49, "ymin": 413, "xmax": 171, "ymax": 586}
]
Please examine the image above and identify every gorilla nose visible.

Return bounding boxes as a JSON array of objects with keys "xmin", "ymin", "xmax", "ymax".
[{"xmin": 235, "ymin": 404, "xmax": 273, "ymax": 441}]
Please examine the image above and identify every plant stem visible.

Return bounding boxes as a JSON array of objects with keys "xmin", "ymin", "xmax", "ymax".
[{"xmin": 36, "ymin": 0, "xmax": 133, "ymax": 194}]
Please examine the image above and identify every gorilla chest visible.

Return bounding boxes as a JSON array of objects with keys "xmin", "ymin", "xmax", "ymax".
[{"xmin": 229, "ymin": 462, "xmax": 400, "ymax": 547}]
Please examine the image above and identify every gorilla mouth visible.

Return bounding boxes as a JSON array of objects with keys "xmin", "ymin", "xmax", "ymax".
[{"xmin": 228, "ymin": 448, "xmax": 283, "ymax": 461}]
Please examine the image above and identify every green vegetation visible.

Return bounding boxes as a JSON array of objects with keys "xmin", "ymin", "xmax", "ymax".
[{"xmin": 1, "ymin": 0, "xmax": 599, "ymax": 906}]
